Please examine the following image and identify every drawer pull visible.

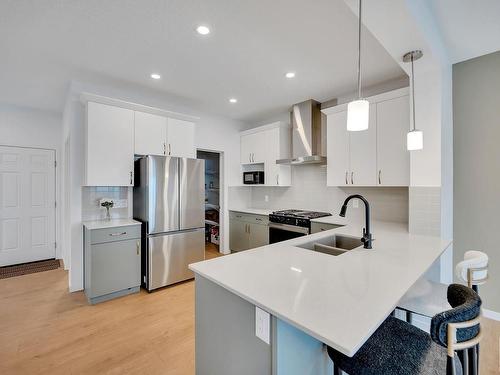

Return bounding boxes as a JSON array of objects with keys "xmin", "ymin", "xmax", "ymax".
[
  {"xmin": 109, "ymin": 232, "xmax": 127, "ymax": 236},
  {"xmin": 136, "ymin": 241, "xmax": 140, "ymax": 255}
]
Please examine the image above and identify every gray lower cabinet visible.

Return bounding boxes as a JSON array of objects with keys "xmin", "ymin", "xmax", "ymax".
[
  {"xmin": 84, "ymin": 224, "xmax": 141, "ymax": 304},
  {"xmin": 229, "ymin": 211, "xmax": 269, "ymax": 253},
  {"xmin": 310, "ymin": 222, "xmax": 342, "ymax": 234}
]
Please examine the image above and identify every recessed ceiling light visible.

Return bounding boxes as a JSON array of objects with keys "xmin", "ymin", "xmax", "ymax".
[
  {"xmin": 229, "ymin": 98, "xmax": 238, "ymax": 103},
  {"xmin": 196, "ymin": 25, "xmax": 210, "ymax": 35},
  {"xmin": 150, "ymin": 73, "xmax": 161, "ymax": 80},
  {"xmin": 285, "ymin": 72, "xmax": 296, "ymax": 78}
]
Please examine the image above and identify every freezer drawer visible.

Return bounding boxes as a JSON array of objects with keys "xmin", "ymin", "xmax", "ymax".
[{"xmin": 148, "ymin": 228, "xmax": 204, "ymax": 290}]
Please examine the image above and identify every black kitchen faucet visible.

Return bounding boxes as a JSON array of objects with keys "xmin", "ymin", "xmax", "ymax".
[{"xmin": 339, "ymin": 194, "xmax": 373, "ymax": 249}]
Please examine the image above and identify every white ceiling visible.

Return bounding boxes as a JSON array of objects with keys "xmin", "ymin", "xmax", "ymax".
[
  {"xmin": 428, "ymin": 0, "xmax": 500, "ymax": 64},
  {"xmin": 0, "ymin": 0, "xmax": 405, "ymax": 122}
]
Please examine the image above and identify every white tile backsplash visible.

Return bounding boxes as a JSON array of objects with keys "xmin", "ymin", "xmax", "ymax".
[
  {"xmin": 229, "ymin": 165, "xmax": 409, "ymax": 224},
  {"xmin": 82, "ymin": 186, "xmax": 131, "ymax": 221},
  {"xmin": 409, "ymin": 186, "xmax": 441, "ymax": 236}
]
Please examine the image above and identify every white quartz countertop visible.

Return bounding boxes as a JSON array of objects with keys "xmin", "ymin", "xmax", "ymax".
[
  {"xmin": 83, "ymin": 218, "xmax": 142, "ymax": 230},
  {"xmin": 229, "ymin": 208, "xmax": 274, "ymax": 216},
  {"xmin": 189, "ymin": 221, "xmax": 452, "ymax": 357}
]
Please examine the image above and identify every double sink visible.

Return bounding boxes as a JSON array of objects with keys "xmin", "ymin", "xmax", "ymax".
[{"xmin": 296, "ymin": 234, "xmax": 363, "ymax": 256}]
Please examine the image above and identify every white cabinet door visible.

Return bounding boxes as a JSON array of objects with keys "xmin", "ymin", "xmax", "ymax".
[
  {"xmin": 240, "ymin": 133, "xmax": 259, "ymax": 164},
  {"xmin": 252, "ymin": 131, "xmax": 268, "ymax": 163},
  {"xmin": 349, "ymin": 105, "xmax": 377, "ymax": 186},
  {"xmin": 376, "ymin": 96, "xmax": 410, "ymax": 186},
  {"xmin": 326, "ymin": 111, "xmax": 350, "ymax": 186},
  {"xmin": 0, "ymin": 146, "xmax": 55, "ymax": 266},
  {"xmin": 134, "ymin": 111, "xmax": 167, "ymax": 156},
  {"xmin": 167, "ymin": 118, "xmax": 195, "ymax": 158},
  {"xmin": 264, "ymin": 128, "xmax": 291, "ymax": 186},
  {"xmin": 86, "ymin": 102, "xmax": 135, "ymax": 186}
]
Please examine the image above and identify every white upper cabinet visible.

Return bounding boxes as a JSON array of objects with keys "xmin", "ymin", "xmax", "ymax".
[
  {"xmin": 240, "ymin": 131, "xmax": 268, "ymax": 164},
  {"xmin": 166, "ymin": 118, "xmax": 195, "ymax": 158},
  {"xmin": 86, "ymin": 102, "xmax": 135, "ymax": 186},
  {"xmin": 326, "ymin": 111, "xmax": 350, "ymax": 186},
  {"xmin": 134, "ymin": 111, "xmax": 167, "ymax": 156},
  {"xmin": 324, "ymin": 88, "xmax": 410, "ymax": 187},
  {"xmin": 349, "ymin": 105, "xmax": 377, "ymax": 186},
  {"xmin": 240, "ymin": 122, "xmax": 292, "ymax": 186},
  {"xmin": 264, "ymin": 126, "xmax": 291, "ymax": 186},
  {"xmin": 134, "ymin": 115, "xmax": 195, "ymax": 158},
  {"xmin": 376, "ymin": 96, "xmax": 410, "ymax": 186}
]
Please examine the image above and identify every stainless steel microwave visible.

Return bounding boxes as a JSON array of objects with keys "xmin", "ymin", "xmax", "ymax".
[{"xmin": 243, "ymin": 171, "xmax": 264, "ymax": 184}]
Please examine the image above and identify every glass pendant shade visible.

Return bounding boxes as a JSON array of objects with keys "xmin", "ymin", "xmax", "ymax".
[
  {"xmin": 407, "ymin": 129, "xmax": 423, "ymax": 151},
  {"xmin": 347, "ymin": 99, "xmax": 369, "ymax": 131}
]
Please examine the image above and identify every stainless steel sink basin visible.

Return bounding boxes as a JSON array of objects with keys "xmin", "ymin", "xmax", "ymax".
[{"xmin": 296, "ymin": 234, "xmax": 363, "ymax": 256}]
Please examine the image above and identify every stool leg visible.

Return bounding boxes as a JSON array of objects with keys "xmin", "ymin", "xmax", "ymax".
[
  {"xmin": 462, "ymin": 349, "xmax": 470, "ymax": 375},
  {"xmin": 405, "ymin": 310, "xmax": 412, "ymax": 324},
  {"xmin": 471, "ymin": 344, "xmax": 478, "ymax": 375},
  {"xmin": 333, "ymin": 362, "xmax": 342, "ymax": 375}
]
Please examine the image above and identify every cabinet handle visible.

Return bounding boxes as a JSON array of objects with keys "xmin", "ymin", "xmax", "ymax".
[
  {"xmin": 163, "ymin": 143, "xmax": 166, "ymax": 155},
  {"xmin": 249, "ymin": 153, "xmax": 251, "ymax": 163},
  {"xmin": 378, "ymin": 170, "xmax": 382, "ymax": 185},
  {"xmin": 247, "ymin": 224, "xmax": 250, "ymax": 234},
  {"xmin": 276, "ymin": 174, "xmax": 279, "ymax": 185},
  {"xmin": 130, "ymin": 171, "xmax": 133, "ymax": 185},
  {"xmin": 136, "ymin": 240, "xmax": 140, "ymax": 255},
  {"xmin": 345, "ymin": 171, "xmax": 348, "ymax": 185},
  {"xmin": 109, "ymin": 232, "xmax": 127, "ymax": 237},
  {"xmin": 351, "ymin": 172, "xmax": 354, "ymax": 185},
  {"xmin": 168, "ymin": 143, "xmax": 172, "ymax": 155}
]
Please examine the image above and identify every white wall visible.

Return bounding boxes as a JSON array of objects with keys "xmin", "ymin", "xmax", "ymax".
[
  {"xmin": 0, "ymin": 103, "xmax": 63, "ymax": 260},
  {"xmin": 62, "ymin": 79, "xmax": 247, "ymax": 291},
  {"xmin": 453, "ymin": 51, "xmax": 500, "ymax": 313}
]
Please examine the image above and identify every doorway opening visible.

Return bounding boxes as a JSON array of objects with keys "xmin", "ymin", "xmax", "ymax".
[{"xmin": 197, "ymin": 150, "xmax": 222, "ymax": 260}]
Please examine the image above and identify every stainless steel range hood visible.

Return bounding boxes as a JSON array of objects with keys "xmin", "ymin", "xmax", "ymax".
[{"xmin": 277, "ymin": 99, "xmax": 327, "ymax": 165}]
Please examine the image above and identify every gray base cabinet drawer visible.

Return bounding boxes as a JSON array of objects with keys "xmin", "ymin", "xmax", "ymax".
[
  {"xmin": 90, "ymin": 225, "xmax": 141, "ymax": 245},
  {"xmin": 84, "ymin": 223, "xmax": 141, "ymax": 304}
]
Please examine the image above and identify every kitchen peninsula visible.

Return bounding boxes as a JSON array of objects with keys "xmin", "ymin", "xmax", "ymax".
[{"xmin": 190, "ymin": 220, "xmax": 452, "ymax": 375}]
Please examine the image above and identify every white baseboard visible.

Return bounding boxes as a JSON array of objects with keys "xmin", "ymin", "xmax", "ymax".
[{"xmin": 483, "ymin": 308, "xmax": 500, "ymax": 321}]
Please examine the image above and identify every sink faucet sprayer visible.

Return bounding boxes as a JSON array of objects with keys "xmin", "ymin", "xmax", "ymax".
[{"xmin": 339, "ymin": 194, "xmax": 372, "ymax": 249}]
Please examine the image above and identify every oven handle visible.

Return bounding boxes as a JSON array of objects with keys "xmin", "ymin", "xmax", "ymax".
[{"xmin": 268, "ymin": 222, "xmax": 310, "ymax": 235}]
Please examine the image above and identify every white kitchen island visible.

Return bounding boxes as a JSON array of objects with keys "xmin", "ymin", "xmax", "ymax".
[{"xmin": 189, "ymin": 220, "xmax": 452, "ymax": 374}]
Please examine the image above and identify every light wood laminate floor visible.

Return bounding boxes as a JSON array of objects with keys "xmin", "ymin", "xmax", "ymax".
[{"xmin": 1, "ymin": 266, "xmax": 499, "ymax": 374}]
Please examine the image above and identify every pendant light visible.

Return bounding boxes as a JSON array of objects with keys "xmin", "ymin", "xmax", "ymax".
[
  {"xmin": 347, "ymin": 0, "xmax": 369, "ymax": 131},
  {"xmin": 403, "ymin": 50, "xmax": 424, "ymax": 151}
]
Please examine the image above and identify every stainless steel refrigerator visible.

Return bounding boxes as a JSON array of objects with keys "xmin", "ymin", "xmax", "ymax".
[{"xmin": 133, "ymin": 156, "xmax": 205, "ymax": 291}]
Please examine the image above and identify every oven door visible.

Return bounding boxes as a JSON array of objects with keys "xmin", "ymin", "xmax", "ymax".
[{"xmin": 269, "ymin": 223, "xmax": 309, "ymax": 244}]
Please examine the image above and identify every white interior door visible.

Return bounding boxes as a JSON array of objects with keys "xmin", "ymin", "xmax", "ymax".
[{"xmin": 0, "ymin": 146, "xmax": 56, "ymax": 266}]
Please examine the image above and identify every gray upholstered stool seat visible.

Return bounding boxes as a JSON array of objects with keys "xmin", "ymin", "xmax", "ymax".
[
  {"xmin": 328, "ymin": 316, "xmax": 463, "ymax": 375},
  {"xmin": 328, "ymin": 284, "xmax": 482, "ymax": 375}
]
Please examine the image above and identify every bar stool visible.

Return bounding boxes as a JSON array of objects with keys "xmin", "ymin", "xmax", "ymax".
[
  {"xmin": 398, "ymin": 251, "xmax": 488, "ymax": 321},
  {"xmin": 328, "ymin": 284, "xmax": 482, "ymax": 375}
]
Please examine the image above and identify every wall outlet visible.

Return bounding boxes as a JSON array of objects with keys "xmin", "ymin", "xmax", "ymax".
[
  {"xmin": 264, "ymin": 195, "xmax": 269, "ymax": 202},
  {"xmin": 255, "ymin": 306, "xmax": 270, "ymax": 344}
]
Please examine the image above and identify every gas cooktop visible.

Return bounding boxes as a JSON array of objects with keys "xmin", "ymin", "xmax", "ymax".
[{"xmin": 270, "ymin": 209, "xmax": 332, "ymax": 220}]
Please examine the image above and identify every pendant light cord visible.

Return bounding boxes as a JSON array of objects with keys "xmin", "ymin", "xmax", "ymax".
[
  {"xmin": 357, "ymin": 0, "xmax": 362, "ymax": 99},
  {"xmin": 411, "ymin": 54, "xmax": 416, "ymax": 131}
]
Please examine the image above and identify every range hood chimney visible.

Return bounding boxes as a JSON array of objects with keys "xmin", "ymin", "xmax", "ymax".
[{"xmin": 277, "ymin": 99, "xmax": 327, "ymax": 165}]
